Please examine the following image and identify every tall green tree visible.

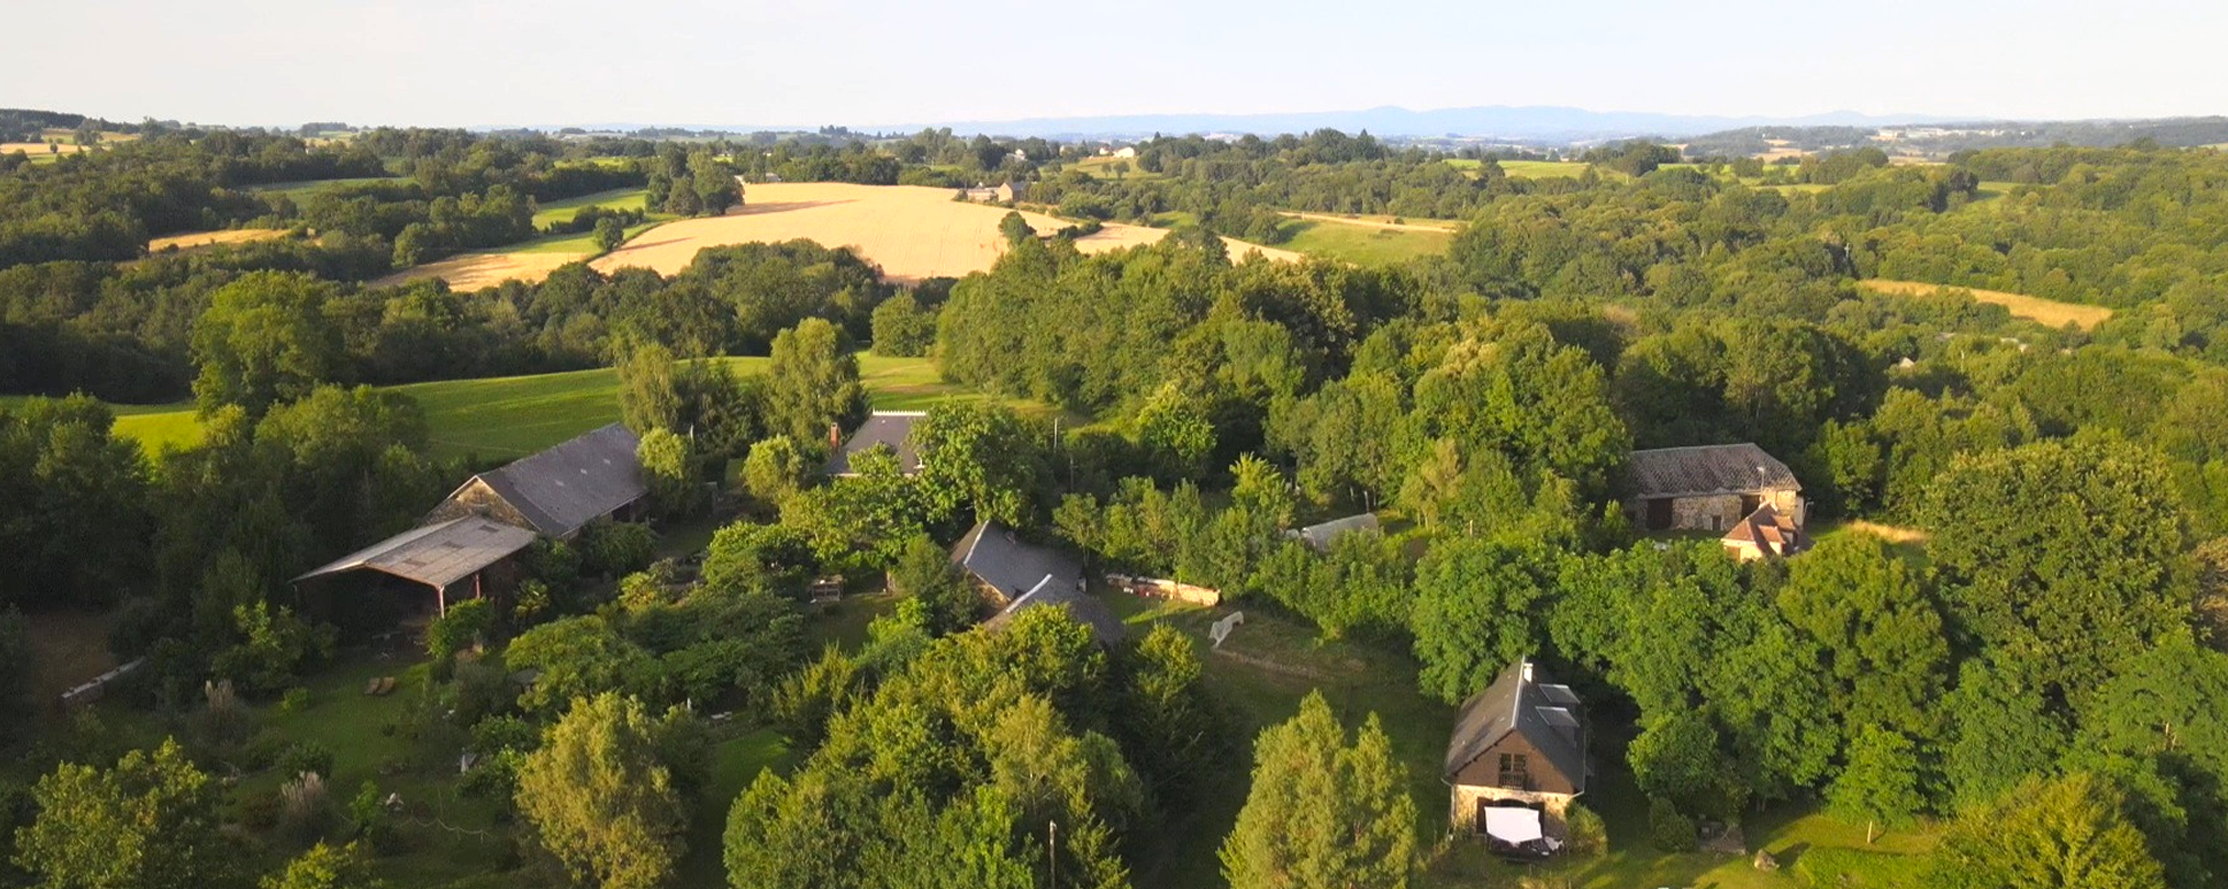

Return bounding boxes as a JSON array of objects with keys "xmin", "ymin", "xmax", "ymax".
[
  {"xmin": 190, "ymin": 271, "xmax": 346, "ymax": 417},
  {"xmin": 1219, "ymin": 691, "xmax": 1416, "ymax": 889},
  {"xmin": 515, "ymin": 693, "xmax": 688, "ymax": 889},
  {"xmin": 1923, "ymin": 440, "xmax": 2196, "ymax": 697},
  {"xmin": 1925, "ymin": 773, "xmax": 2166, "ymax": 889},
  {"xmin": 765, "ymin": 318, "xmax": 866, "ymax": 444},
  {"xmin": 1408, "ymin": 539, "xmax": 1550, "ymax": 702},
  {"xmin": 1831, "ymin": 725, "xmax": 1924, "ymax": 844},
  {"xmin": 13, "ymin": 739, "xmax": 224, "ymax": 889},
  {"xmin": 1777, "ymin": 534, "xmax": 1947, "ymax": 738}
]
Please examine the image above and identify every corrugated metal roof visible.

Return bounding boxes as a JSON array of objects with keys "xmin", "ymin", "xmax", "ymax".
[
  {"xmin": 827, "ymin": 411, "xmax": 925, "ymax": 476},
  {"xmin": 1628, "ymin": 443, "xmax": 1799, "ymax": 499},
  {"xmin": 1444, "ymin": 658, "xmax": 1587, "ymax": 794},
  {"xmin": 1289, "ymin": 512, "xmax": 1381, "ymax": 551},
  {"xmin": 293, "ymin": 517, "xmax": 537, "ymax": 588},
  {"xmin": 466, "ymin": 423, "xmax": 646, "ymax": 537}
]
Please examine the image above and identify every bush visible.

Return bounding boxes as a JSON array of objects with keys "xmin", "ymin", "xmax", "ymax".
[
  {"xmin": 581, "ymin": 521, "xmax": 657, "ymax": 578},
  {"xmin": 279, "ymin": 686, "xmax": 312, "ymax": 714},
  {"xmin": 427, "ymin": 598, "xmax": 495, "ymax": 663},
  {"xmin": 1563, "ymin": 801, "xmax": 1607, "ymax": 858},
  {"xmin": 1789, "ymin": 846, "xmax": 1931, "ymax": 888},
  {"xmin": 236, "ymin": 787, "xmax": 281, "ymax": 831},
  {"xmin": 279, "ymin": 741, "xmax": 336, "ymax": 780},
  {"xmin": 1649, "ymin": 797, "xmax": 1697, "ymax": 852},
  {"xmin": 279, "ymin": 771, "xmax": 333, "ymax": 841}
]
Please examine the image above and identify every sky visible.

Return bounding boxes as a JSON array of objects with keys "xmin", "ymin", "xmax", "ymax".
[{"xmin": 14, "ymin": 0, "xmax": 2226, "ymax": 129}]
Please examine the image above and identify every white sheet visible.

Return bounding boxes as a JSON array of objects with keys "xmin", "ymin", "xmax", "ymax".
[{"xmin": 1482, "ymin": 807, "xmax": 1545, "ymax": 844}]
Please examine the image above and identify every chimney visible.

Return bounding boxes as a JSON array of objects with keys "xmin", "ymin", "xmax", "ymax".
[
  {"xmin": 828, "ymin": 422, "xmax": 842, "ymax": 451},
  {"xmin": 1521, "ymin": 659, "xmax": 1534, "ymax": 682}
]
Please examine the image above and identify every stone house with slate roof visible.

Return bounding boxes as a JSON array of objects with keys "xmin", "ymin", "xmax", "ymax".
[
  {"xmin": 1445, "ymin": 657, "xmax": 1589, "ymax": 843},
  {"xmin": 1624, "ymin": 442, "xmax": 1804, "ymax": 535},
  {"xmin": 826, "ymin": 411, "xmax": 926, "ymax": 477},
  {"xmin": 952, "ymin": 519, "xmax": 1124, "ymax": 646}
]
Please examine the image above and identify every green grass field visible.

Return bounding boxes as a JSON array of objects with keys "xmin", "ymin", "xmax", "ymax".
[
  {"xmin": 1447, "ymin": 158, "xmax": 1595, "ymax": 179},
  {"xmin": 99, "ymin": 354, "xmax": 1035, "ymax": 463},
  {"xmin": 246, "ymin": 177, "xmax": 396, "ymax": 202},
  {"xmin": 1277, "ymin": 218, "xmax": 1453, "ymax": 265},
  {"xmin": 529, "ymin": 187, "xmax": 652, "ymax": 229}
]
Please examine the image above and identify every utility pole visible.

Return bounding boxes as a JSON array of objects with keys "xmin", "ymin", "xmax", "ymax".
[{"xmin": 1048, "ymin": 820, "xmax": 1059, "ymax": 887}]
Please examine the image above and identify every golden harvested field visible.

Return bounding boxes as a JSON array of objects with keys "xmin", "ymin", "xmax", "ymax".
[
  {"xmin": 592, "ymin": 182, "xmax": 1297, "ymax": 282},
  {"xmin": 1, "ymin": 142, "xmax": 85, "ymax": 156},
  {"xmin": 146, "ymin": 228, "xmax": 289, "ymax": 253},
  {"xmin": 1278, "ymin": 211, "xmax": 1460, "ymax": 233},
  {"xmin": 371, "ymin": 249, "xmax": 591, "ymax": 291},
  {"xmin": 1861, "ymin": 279, "xmax": 2114, "ymax": 331}
]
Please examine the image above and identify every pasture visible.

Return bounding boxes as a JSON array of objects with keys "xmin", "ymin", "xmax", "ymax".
[
  {"xmin": 1860, "ymin": 279, "xmax": 2114, "ymax": 330},
  {"xmin": 247, "ymin": 177, "xmax": 395, "ymax": 202},
  {"xmin": 1276, "ymin": 217, "xmax": 1453, "ymax": 265},
  {"xmin": 590, "ymin": 182, "xmax": 1298, "ymax": 283},
  {"xmin": 101, "ymin": 354, "xmax": 1033, "ymax": 462},
  {"xmin": 529, "ymin": 186, "xmax": 652, "ymax": 229},
  {"xmin": 1447, "ymin": 158, "xmax": 1595, "ymax": 179}
]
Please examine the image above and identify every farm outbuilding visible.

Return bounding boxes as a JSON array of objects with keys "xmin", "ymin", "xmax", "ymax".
[
  {"xmin": 826, "ymin": 411, "xmax": 926, "ymax": 476},
  {"xmin": 1623, "ymin": 443, "xmax": 1804, "ymax": 534},
  {"xmin": 953, "ymin": 519, "xmax": 1123, "ymax": 645},
  {"xmin": 1445, "ymin": 657, "xmax": 1588, "ymax": 853},
  {"xmin": 1287, "ymin": 512, "xmax": 1381, "ymax": 552},
  {"xmin": 424, "ymin": 422, "xmax": 647, "ymax": 540},
  {"xmin": 297, "ymin": 423, "xmax": 647, "ymax": 632}
]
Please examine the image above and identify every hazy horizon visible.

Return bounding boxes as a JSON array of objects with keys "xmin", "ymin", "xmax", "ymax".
[{"xmin": 16, "ymin": 0, "xmax": 2226, "ymax": 129}]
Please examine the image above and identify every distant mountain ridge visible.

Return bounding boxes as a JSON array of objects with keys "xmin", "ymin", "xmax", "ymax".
[{"xmin": 841, "ymin": 105, "xmax": 1961, "ymax": 142}]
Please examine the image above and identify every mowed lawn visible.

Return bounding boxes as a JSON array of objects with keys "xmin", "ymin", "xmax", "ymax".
[
  {"xmin": 101, "ymin": 354, "xmax": 1033, "ymax": 463},
  {"xmin": 1278, "ymin": 218, "xmax": 1453, "ymax": 265}
]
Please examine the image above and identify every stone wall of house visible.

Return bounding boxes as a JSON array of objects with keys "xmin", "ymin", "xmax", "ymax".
[
  {"xmin": 1449, "ymin": 783, "xmax": 1577, "ymax": 837},
  {"xmin": 424, "ymin": 479, "xmax": 535, "ymax": 535},
  {"xmin": 1630, "ymin": 484, "xmax": 1804, "ymax": 533}
]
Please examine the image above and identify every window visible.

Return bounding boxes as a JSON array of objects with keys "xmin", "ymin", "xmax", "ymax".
[{"xmin": 1497, "ymin": 753, "xmax": 1529, "ymax": 787}]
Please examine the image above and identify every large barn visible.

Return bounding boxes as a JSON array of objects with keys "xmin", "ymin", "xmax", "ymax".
[
  {"xmin": 1623, "ymin": 443, "xmax": 1804, "ymax": 534},
  {"xmin": 826, "ymin": 411, "xmax": 926, "ymax": 477},
  {"xmin": 295, "ymin": 423, "xmax": 646, "ymax": 629}
]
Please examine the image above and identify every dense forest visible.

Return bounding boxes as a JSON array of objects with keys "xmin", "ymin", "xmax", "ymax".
[{"xmin": 3, "ymin": 116, "xmax": 2227, "ymax": 889}]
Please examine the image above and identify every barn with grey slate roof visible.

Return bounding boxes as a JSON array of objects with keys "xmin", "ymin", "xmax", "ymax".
[
  {"xmin": 952, "ymin": 519, "xmax": 1123, "ymax": 645},
  {"xmin": 827, "ymin": 411, "xmax": 926, "ymax": 476},
  {"xmin": 426, "ymin": 423, "xmax": 647, "ymax": 539},
  {"xmin": 1624, "ymin": 442, "xmax": 1805, "ymax": 533}
]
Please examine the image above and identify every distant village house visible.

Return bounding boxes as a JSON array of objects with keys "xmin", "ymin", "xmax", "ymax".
[
  {"xmin": 960, "ymin": 181, "xmax": 1028, "ymax": 204},
  {"xmin": 1445, "ymin": 657, "xmax": 1588, "ymax": 854}
]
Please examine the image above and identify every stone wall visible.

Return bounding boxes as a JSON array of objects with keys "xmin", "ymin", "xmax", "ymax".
[
  {"xmin": 1449, "ymin": 783, "xmax": 1577, "ymax": 837},
  {"xmin": 1629, "ymin": 484, "xmax": 1804, "ymax": 533}
]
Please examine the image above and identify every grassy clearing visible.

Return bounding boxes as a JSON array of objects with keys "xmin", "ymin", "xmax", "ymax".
[
  {"xmin": 247, "ymin": 177, "xmax": 395, "ymax": 202},
  {"xmin": 96, "ymin": 355, "xmax": 1031, "ymax": 462},
  {"xmin": 146, "ymin": 228, "xmax": 290, "ymax": 254},
  {"xmin": 529, "ymin": 187, "xmax": 652, "ymax": 229},
  {"xmin": 1860, "ymin": 279, "xmax": 2114, "ymax": 331},
  {"xmin": 1074, "ymin": 154, "xmax": 1161, "ymax": 180},
  {"xmin": 1277, "ymin": 218, "xmax": 1452, "ymax": 265},
  {"xmin": 677, "ymin": 728, "xmax": 794, "ymax": 887},
  {"xmin": 1810, "ymin": 518, "xmax": 1930, "ymax": 569},
  {"xmin": 1448, "ymin": 158, "xmax": 1595, "ymax": 179}
]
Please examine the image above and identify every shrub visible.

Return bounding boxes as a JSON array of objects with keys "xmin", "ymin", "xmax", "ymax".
[
  {"xmin": 279, "ymin": 741, "xmax": 335, "ymax": 780},
  {"xmin": 1564, "ymin": 801, "xmax": 1607, "ymax": 858},
  {"xmin": 427, "ymin": 598, "xmax": 495, "ymax": 663},
  {"xmin": 1649, "ymin": 797, "xmax": 1697, "ymax": 852},
  {"xmin": 279, "ymin": 770, "xmax": 333, "ymax": 841},
  {"xmin": 1789, "ymin": 846, "xmax": 1931, "ymax": 888},
  {"xmin": 236, "ymin": 787, "xmax": 281, "ymax": 831},
  {"xmin": 279, "ymin": 686, "xmax": 312, "ymax": 714}
]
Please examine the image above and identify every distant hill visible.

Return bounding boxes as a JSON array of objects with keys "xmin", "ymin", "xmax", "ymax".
[
  {"xmin": 1682, "ymin": 117, "xmax": 2228, "ymax": 158},
  {"xmin": 843, "ymin": 105, "xmax": 1959, "ymax": 142}
]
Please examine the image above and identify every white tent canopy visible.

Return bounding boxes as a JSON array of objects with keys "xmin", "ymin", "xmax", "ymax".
[{"xmin": 1482, "ymin": 806, "xmax": 1545, "ymax": 844}]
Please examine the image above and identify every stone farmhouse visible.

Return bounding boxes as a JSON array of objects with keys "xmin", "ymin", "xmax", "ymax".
[
  {"xmin": 1444, "ymin": 657, "xmax": 1588, "ymax": 853},
  {"xmin": 1624, "ymin": 442, "xmax": 1807, "ymax": 558}
]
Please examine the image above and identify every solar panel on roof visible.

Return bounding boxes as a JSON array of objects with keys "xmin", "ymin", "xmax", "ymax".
[
  {"xmin": 1537, "ymin": 683, "xmax": 1580, "ymax": 705},
  {"xmin": 1537, "ymin": 706, "xmax": 1580, "ymax": 728}
]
